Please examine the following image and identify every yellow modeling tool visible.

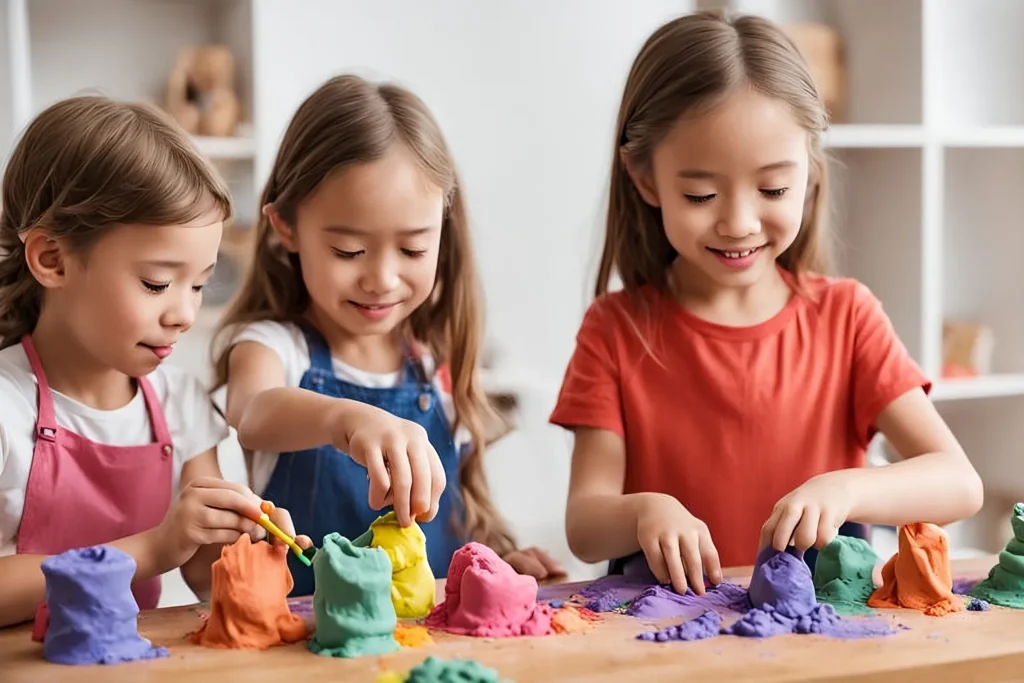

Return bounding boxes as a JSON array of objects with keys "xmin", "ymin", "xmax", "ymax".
[{"xmin": 254, "ymin": 501, "xmax": 311, "ymax": 566}]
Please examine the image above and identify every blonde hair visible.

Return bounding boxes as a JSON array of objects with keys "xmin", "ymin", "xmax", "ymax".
[
  {"xmin": 596, "ymin": 10, "xmax": 831, "ymax": 299},
  {"xmin": 0, "ymin": 95, "xmax": 232, "ymax": 348},
  {"xmin": 211, "ymin": 75, "xmax": 515, "ymax": 556}
]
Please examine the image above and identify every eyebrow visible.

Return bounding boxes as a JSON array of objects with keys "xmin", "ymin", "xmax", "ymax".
[
  {"xmin": 677, "ymin": 161, "xmax": 797, "ymax": 179},
  {"xmin": 143, "ymin": 260, "xmax": 216, "ymax": 274},
  {"xmin": 324, "ymin": 225, "xmax": 434, "ymax": 236}
]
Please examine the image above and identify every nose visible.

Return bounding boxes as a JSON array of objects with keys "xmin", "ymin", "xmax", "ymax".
[
  {"xmin": 162, "ymin": 288, "xmax": 197, "ymax": 330},
  {"xmin": 359, "ymin": 253, "xmax": 400, "ymax": 295},
  {"xmin": 716, "ymin": 194, "xmax": 762, "ymax": 240}
]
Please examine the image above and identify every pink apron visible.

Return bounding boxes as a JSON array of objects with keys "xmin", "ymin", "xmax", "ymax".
[{"xmin": 16, "ymin": 335, "xmax": 174, "ymax": 615}]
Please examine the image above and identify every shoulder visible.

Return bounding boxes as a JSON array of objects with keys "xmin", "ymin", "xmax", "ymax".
[
  {"xmin": 0, "ymin": 344, "xmax": 38, "ymax": 412},
  {"xmin": 794, "ymin": 272, "xmax": 879, "ymax": 320},
  {"xmin": 579, "ymin": 286, "xmax": 665, "ymax": 335},
  {"xmin": 227, "ymin": 320, "xmax": 306, "ymax": 355}
]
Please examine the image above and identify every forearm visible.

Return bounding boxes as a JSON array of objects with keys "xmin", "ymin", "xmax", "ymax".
[
  {"xmin": 565, "ymin": 492, "xmax": 652, "ymax": 563},
  {"xmin": 846, "ymin": 452, "xmax": 984, "ymax": 527},
  {"xmin": 235, "ymin": 387, "xmax": 361, "ymax": 453},
  {"xmin": 179, "ymin": 543, "xmax": 225, "ymax": 602},
  {"xmin": 0, "ymin": 528, "xmax": 167, "ymax": 628}
]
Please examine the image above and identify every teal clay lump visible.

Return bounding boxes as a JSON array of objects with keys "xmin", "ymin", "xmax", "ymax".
[
  {"xmin": 971, "ymin": 502, "xmax": 1024, "ymax": 608},
  {"xmin": 812, "ymin": 536, "xmax": 879, "ymax": 616},
  {"xmin": 406, "ymin": 656, "xmax": 504, "ymax": 683},
  {"xmin": 308, "ymin": 532, "xmax": 400, "ymax": 658}
]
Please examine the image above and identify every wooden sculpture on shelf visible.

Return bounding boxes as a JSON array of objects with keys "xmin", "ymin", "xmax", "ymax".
[
  {"xmin": 783, "ymin": 22, "xmax": 846, "ymax": 122},
  {"xmin": 942, "ymin": 320, "xmax": 995, "ymax": 379},
  {"xmin": 165, "ymin": 45, "xmax": 241, "ymax": 138}
]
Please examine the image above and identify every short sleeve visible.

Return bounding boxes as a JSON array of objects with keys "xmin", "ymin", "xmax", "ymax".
[
  {"xmin": 229, "ymin": 321, "xmax": 306, "ymax": 388},
  {"xmin": 849, "ymin": 282, "xmax": 932, "ymax": 447},
  {"xmin": 548, "ymin": 299, "xmax": 624, "ymax": 438},
  {"xmin": 175, "ymin": 372, "xmax": 230, "ymax": 464}
]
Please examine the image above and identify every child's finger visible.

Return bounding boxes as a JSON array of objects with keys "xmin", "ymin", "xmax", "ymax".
[
  {"xmin": 268, "ymin": 505, "xmax": 297, "ymax": 539},
  {"xmin": 507, "ymin": 552, "xmax": 548, "ymax": 579},
  {"xmin": 792, "ymin": 507, "xmax": 819, "ymax": 550},
  {"xmin": 771, "ymin": 505, "xmax": 804, "ymax": 551},
  {"xmin": 700, "ymin": 535, "xmax": 723, "ymax": 585},
  {"xmin": 525, "ymin": 547, "xmax": 565, "ymax": 576},
  {"xmin": 386, "ymin": 444, "xmax": 412, "ymax": 527},
  {"xmin": 295, "ymin": 534, "xmax": 314, "ymax": 550},
  {"xmin": 679, "ymin": 536, "xmax": 705, "ymax": 596},
  {"xmin": 815, "ymin": 512, "xmax": 841, "ymax": 549},
  {"xmin": 363, "ymin": 447, "xmax": 391, "ymax": 510},
  {"xmin": 419, "ymin": 444, "xmax": 446, "ymax": 523},
  {"xmin": 406, "ymin": 439, "xmax": 432, "ymax": 521},
  {"xmin": 639, "ymin": 538, "xmax": 670, "ymax": 586},
  {"xmin": 660, "ymin": 536, "xmax": 690, "ymax": 595}
]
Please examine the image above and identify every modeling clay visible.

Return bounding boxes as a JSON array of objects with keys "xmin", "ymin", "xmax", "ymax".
[
  {"xmin": 970, "ymin": 502, "xmax": 1024, "ymax": 608},
  {"xmin": 868, "ymin": 523, "xmax": 964, "ymax": 616},
  {"xmin": 368, "ymin": 511, "xmax": 435, "ymax": 618},
  {"xmin": 813, "ymin": 536, "xmax": 879, "ymax": 616}
]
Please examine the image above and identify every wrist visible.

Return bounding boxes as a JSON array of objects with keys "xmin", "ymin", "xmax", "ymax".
[{"xmin": 326, "ymin": 398, "xmax": 364, "ymax": 444}]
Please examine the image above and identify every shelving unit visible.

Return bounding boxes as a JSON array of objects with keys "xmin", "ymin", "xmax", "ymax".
[{"xmin": 716, "ymin": 0, "xmax": 1024, "ymax": 552}]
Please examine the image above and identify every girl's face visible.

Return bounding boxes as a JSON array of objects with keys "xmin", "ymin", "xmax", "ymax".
[
  {"xmin": 275, "ymin": 143, "xmax": 444, "ymax": 341},
  {"xmin": 630, "ymin": 88, "xmax": 810, "ymax": 293},
  {"xmin": 51, "ymin": 210, "xmax": 223, "ymax": 377}
]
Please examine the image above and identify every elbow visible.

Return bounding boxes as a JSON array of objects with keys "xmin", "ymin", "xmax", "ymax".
[
  {"xmin": 564, "ymin": 505, "xmax": 600, "ymax": 565},
  {"xmin": 234, "ymin": 404, "xmax": 261, "ymax": 451},
  {"xmin": 961, "ymin": 464, "xmax": 985, "ymax": 519}
]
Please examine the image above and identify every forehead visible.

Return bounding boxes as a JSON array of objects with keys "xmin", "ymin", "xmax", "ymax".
[
  {"xmin": 94, "ymin": 211, "xmax": 223, "ymax": 260},
  {"xmin": 656, "ymin": 88, "xmax": 809, "ymax": 171},
  {"xmin": 298, "ymin": 145, "xmax": 445, "ymax": 231}
]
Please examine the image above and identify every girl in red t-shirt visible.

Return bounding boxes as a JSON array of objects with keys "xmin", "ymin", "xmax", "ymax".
[{"xmin": 550, "ymin": 11, "xmax": 983, "ymax": 595}]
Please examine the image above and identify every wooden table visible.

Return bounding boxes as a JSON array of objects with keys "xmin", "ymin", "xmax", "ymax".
[{"xmin": 3, "ymin": 556, "xmax": 1022, "ymax": 682}]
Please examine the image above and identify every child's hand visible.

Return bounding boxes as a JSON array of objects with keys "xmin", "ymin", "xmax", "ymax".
[
  {"xmin": 759, "ymin": 471, "xmax": 856, "ymax": 552},
  {"xmin": 263, "ymin": 503, "xmax": 314, "ymax": 551},
  {"xmin": 155, "ymin": 477, "xmax": 266, "ymax": 569},
  {"xmin": 636, "ymin": 493, "xmax": 722, "ymax": 595},
  {"xmin": 503, "ymin": 547, "xmax": 566, "ymax": 581},
  {"xmin": 331, "ymin": 401, "xmax": 446, "ymax": 528}
]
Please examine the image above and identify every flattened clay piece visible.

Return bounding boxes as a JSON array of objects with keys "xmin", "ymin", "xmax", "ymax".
[
  {"xmin": 368, "ymin": 511, "xmax": 435, "ymax": 618},
  {"xmin": 426, "ymin": 542, "xmax": 553, "ymax": 637},
  {"xmin": 378, "ymin": 656, "xmax": 502, "ymax": 683},
  {"xmin": 868, "ymin": 523, "xmax": 963, "ymax": 616},
  {"xmin": 308, "ymin": 532, "xmax": 399, "ymax": 658},
  {"xmin": 190, "ymin": 535, "xmax": 307, "ymax": 649},
  {"xmin": 39, "ymin": 546, "xmax": 169, "ymax": 665}
]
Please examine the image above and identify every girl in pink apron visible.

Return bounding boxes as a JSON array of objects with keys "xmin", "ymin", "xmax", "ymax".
[{"xmin": 0, "ymin": 95, "xmax": 305, "ymax": 629}]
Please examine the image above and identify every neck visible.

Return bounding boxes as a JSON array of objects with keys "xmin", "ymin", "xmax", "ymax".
[
  {"xmin": 31, "ymin": 307, "xmax": 136, "ymax": 410},
  {"xmin": 671, "ymin": 259, "xmax": 791, "ymax": 326},
  {"xmin": 304, "ymin": 306, "xmax": 405, "ymax": 374}
]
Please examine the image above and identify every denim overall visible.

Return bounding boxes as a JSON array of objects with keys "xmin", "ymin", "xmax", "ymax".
[
  {"xmin": 261, "ymin": 323, "xmax": 465, "ymax": 597},
  {"xmin": 608, "ymin": 522, "xmax": 869, "ymax": 578}
]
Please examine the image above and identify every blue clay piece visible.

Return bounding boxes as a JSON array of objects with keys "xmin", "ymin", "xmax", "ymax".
[{"xmin": 41, "ymin": 546, "xmax": 169, "ymax": 665}]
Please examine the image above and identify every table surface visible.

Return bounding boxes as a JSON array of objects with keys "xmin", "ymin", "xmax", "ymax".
[{"xmin": 2, "ymin": 555, "xmax": 1022, "ymax": 683}]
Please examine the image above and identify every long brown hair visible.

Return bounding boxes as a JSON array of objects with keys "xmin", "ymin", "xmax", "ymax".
[
  {"xmin": 596, "ymin": 9, "xmax": 831, "ymax": 299},
  {"xmin": 211, "ymin": 75, "xmax": 515, "ymax": 555},
  {"xmin": 0, "ymin": 95, "xmax": 232, "ymax": 349}
]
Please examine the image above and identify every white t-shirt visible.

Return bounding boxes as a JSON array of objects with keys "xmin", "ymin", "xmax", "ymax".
[
  {"xmin": 227, "ymin": 320, "xmax": 470, "ymax": 495},
  {"xmin": 0, "ymin": 344, "xmax": 229, "ymax": 557}
]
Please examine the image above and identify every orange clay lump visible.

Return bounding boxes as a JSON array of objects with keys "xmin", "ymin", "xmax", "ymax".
[
  {"xmin": 868, "ymin": 522, "xmax": 963, "ymax": 616},
  {"xmin": 190, "ymin": 535, "xmax": 307, "ymax": 649}
]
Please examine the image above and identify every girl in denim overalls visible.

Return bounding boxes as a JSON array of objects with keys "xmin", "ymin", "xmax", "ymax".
[{"xmin": 213, "ymin": 75, "xmax": 563, "ymax": 597}]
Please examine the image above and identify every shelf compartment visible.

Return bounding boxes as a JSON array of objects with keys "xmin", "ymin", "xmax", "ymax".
[
  {"xmin": 829, "ymin": 147, "xmax": 923, "ymax": 363},
  {"xmin": 942, "ymin": 148, "xmax": 1024, "ymax": 377}
]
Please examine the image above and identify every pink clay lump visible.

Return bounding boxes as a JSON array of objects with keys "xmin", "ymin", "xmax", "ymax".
[{"xmin": 425, "ymin": 542, "xmax": 553, "ymax": 637}]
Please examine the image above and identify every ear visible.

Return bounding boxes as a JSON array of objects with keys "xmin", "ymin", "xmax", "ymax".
[
  {"xmin": 263, "ymin": 204, "xmax": 298, "ymax": 252},
  {"xmin": 23, "ymin": 230, "xmax": 67, "ymax": 289},
  {"xmin": 620, "ymin": 148, "xmax": 661, "ymax": 207}
]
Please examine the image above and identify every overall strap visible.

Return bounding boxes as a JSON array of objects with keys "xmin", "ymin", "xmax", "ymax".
[
  {"xmin": 297, "ymin": 319, "xmax": 336, "ymax": 376},
  {"xmin": 401, "ymin": 337, "xmax": 432, "ymax": 386},
  {"xmin": 20, "ymin": 336, "xmax": 58, "ymax": 442}
]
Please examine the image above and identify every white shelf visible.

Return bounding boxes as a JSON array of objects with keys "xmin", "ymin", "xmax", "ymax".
[
  {"xmin": 823, "ymin": 124, "xmax": 926, "ymax": 148},
  {"xmin": 191, "ymin": 134, "xmax": 255, "ymax": 160},
  {"xmin": 940, "ymin": 126, "xmax": 1024, "ymax": 148},
  {"xmin": 932, "ymin": 375, "xmax": 1024, "ymax": 401}
]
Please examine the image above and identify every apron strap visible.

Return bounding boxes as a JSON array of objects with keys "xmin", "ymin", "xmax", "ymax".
[
  {"xmin": 401, "ymin": 337, "xmax": 432, "ymax": 386},
  {"xmin": 20, "ymin": 335, "xmax": 58, "ymax": 442},
  {"xmin": 137, "ymin": 376, "xmax": 173, "ymax": 446}
]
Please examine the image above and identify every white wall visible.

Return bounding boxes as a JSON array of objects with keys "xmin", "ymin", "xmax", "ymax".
[{"xmin": 249, "ymin": 0, "xmax": 691, "ymax": 577}]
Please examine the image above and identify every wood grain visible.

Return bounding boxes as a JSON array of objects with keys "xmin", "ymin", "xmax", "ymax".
[{"xmin": 2, "ymin": 556, "xmax": 1018, "ymax": 683}]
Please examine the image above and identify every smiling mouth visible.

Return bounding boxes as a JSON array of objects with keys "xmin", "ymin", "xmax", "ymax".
[
  {"xmin": 707, "ymin": 245, "xmax": 767, "ymax": 259},
  {"xmin": 350, "ymin": 301, "xmax": 400, "ymax": 309}
]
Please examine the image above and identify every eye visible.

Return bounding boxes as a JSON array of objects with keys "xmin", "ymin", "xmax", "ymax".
[
  {"xmin": 761, "ymin": 187, "xmax": 788, "ymax": 198},
  {"xmin": 402, "ymin": 248, "xmax": 428, "ymax": 258},
  {"xmin": 142, "ymin": 280, "xmax": 169, "ymax": 293},
  {"xmin": 684, "ymin": 194, "xmax": 716, "ymax": 204},
  {"xmin": 192, "ymin": 285, "xmax": 204, "ymax": 293},
  {"xmin": 331, "ymin": 248, "xmax": 364, "ymax": 259}
]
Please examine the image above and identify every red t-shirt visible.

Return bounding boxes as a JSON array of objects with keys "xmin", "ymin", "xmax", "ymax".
[{"xmin": 549, "ymin": 270, "xmax": 930, "ymax": 568}]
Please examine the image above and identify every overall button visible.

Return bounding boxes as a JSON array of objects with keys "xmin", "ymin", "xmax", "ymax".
[
  {"xmin": 418, "ymin": 393, "xmax": 432, "ymax": 412},
  {"xmin": 162, "ymin": 444, "xmax": 173, "ymax": 459}
]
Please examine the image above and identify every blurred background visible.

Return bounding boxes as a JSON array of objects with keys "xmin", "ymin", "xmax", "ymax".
[{"xmin": 0, "ymin": 0, "xmax": 1021, "ymax": 605}]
